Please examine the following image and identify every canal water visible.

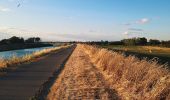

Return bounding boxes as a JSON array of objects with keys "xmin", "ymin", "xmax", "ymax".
[{"xmin": 0, "ymin": 47, "xmax": 53, "ymax": 59}]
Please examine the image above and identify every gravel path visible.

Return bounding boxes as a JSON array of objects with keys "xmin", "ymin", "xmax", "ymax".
[{"xmin": 0, "ymin": 46, "xmax": 74, "ymax": 100}]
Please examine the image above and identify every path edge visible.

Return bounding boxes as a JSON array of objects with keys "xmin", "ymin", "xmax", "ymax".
[{"xmin": 31, "ymin": 45, "xmax": 76, "ymax": 100}]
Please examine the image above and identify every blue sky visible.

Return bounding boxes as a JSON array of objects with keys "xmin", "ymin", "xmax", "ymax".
[{"xmin": 0, "ymin": 0, "xmax": 170, "ymax": 41}]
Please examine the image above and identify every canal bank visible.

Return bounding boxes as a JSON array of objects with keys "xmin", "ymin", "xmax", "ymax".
[
  {"xmin": 0, "ymin": 46, "xmax": 53, "ymax": 59},
  {"xmin": 0, "ymin": 46, "xmax": 75, "ymax": 100}
]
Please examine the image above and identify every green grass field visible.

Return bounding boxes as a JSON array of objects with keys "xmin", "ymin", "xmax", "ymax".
[{"xmin": 102, "ymin": 45, "xmax": 170, "ymax": 57}]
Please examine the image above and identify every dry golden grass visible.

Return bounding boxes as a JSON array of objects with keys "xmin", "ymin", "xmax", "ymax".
[
  {"xmin": 0, "ymin": 45, "xmax": 71, "ymax": 70},
  {"xmin": 47, "ymin": 44, "xmax": 119, "ymax": 100},
  {"xmin": 80, "ymin": 44, "xmax": 170, "ymax": 100}
]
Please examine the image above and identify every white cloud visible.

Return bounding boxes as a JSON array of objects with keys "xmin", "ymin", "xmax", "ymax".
[
  {"xmin": 124, "ymin": 18, "xmax": 151, "ymax": 26},
  {"xmin": 136, "ymin": 18, "xmax": 150, "ymax": 24},
  {"xmin": 0, "ymin": 26, "xmax": 34, "ymax": 38},
  {"xmin": 123, "ymin": 27, "xmax": 145, "ymax": 35},
  {"xmin": 123, "ymin": 23, "xmax": 131, "ymax": 26},
  {"xmin": 0, "ymin": 6, "xmax": 11, "ymax": 12},
  {"xmin": 123, "ymin": 31, "xmax": 129, "ymax": 35},
  {"xmin": 128, "ymin": 28, "xmax": 143, "ymax": 31}
]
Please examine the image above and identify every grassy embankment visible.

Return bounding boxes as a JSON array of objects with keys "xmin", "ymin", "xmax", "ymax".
[
  {"xmin": 0, "ymin": 45, "xmax": 71, "ymax": 70},
  {"xmin": 81, "ymin": 44, "xmax": 170, "ymax": 99}
]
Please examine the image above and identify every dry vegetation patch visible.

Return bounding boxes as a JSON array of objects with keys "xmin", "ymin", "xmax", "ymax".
[
  {"xmin": 47, "ymin": 44, "xmax": 119, "ymax": 100},
  {"xmin": 81, "ymin": 44, "xmax": 170, "ymax": 100}
]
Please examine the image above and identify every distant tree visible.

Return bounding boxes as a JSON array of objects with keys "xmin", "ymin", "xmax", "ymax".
[
  {"xmin": 136, "ymin": 37, "xmax": 147, "ymax": 45},
  {"xmin": 109, "ymin": 41, "xmax": 123, "ymax": 45},
  {"xmin": 161, "ymin": 40, "xmax": 170, "ymax": 47},
  {"xmin": 0, "ymin": 39, "xmax": 8, "ymax": 45},
  {"xmin": 35, "ymin": 37, "xmax": 41, "ymax": 42},
  {"xmin": 0, "ymin": 36, "xmax": 43, "ymax": 45},
  {"xmin": 25, "ymin": 37, "xmax": 41, "ymax": 43},
  {"xmin": 25, "ymin": 38, "xmax": 35, "ymax": 43},
  {"xmin": 149, "ymin": 39, "xmax": 161, "ymax": 45},
  {"xmin": 122, "ymin": 37, "xmax": 147, "ymax": 46},
  {"xmin": 100, "ymin": 40, "xmax": 109, "ymax": 45},
  {"xmin": 8, "ymin": 36, "xmax": 24, "ymax": 44},
  {"xmin": 104, "ymin": 40, "xmax": 109, "ymax": 45},
  {"xmin": 122, "ymin": 38, "xmax": 136, "ymax": 45}
]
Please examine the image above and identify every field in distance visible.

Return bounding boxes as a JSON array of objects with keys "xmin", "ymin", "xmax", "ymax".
[{"xmin": 101, "ymin": 45, "xmax": 170, "ymax": 66}]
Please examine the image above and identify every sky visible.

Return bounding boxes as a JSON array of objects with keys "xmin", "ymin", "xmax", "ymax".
[{"xmin": 0, "ymin": 0, "xmax": 170, "ymax": 41}]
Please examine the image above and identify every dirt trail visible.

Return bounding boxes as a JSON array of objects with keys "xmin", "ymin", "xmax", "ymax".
[
  {"xmin": 47, "ymin": 45, "xmax": 119, "ymax": 100},
  {"xmin": 0, "ymin": 46, "xmax": 74, "ymax": 100}
]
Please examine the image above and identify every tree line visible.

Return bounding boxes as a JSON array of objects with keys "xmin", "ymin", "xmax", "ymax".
[
  {"xmin": 87, "ymin": 37, "xmax": 170, "ymax": 47},
  {"xmin": 121, "ymin": 37, "xmax": 170, "ymax": 47},
  {"xmin": 0, "ymin": 36, "xmax": 41, "ymax": 45}
]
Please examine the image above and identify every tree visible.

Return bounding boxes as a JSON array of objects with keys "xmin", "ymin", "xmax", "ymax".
[
  {"xmin": 149, "ymin": 39, "xmax": 161, "ymax": 45},
  {"xmin": 35, "ymin": 37, "xmax": 41, "ymax": 42},
  {"xmin": 8, "ymin": 36, "xmax": 24, "ymax": 44},
  {"xmin": 109, "ymin": 41, "xmax": 123, "ymax": 45},
  {"xmin": 25, "ymin": 38, "xmax": 35, "ymax": 43},
  {"xmin": 161, "ymin": 40, "xmax": 170, "ymax": 47},
  {"xmin": 136, "ymin": 37, "xmax": 147, "ymax": 45},
  {"xmin": 0, "ymin": 39, "xmax": 8, "ymax": 45},
  {"xmin": 122, "ymin": 37, "xmax": 147, "ymax": 46},
  {"xmin": 25, "ymin": 37, "xmax": 41, "ymax": 43},
  {"xmin": 122, "ymin": 38, "xmax": 136, "ymax": 45},
  {"xmin": 100, "ymin": 40, "xmax": 109, "ymax": 45}
]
